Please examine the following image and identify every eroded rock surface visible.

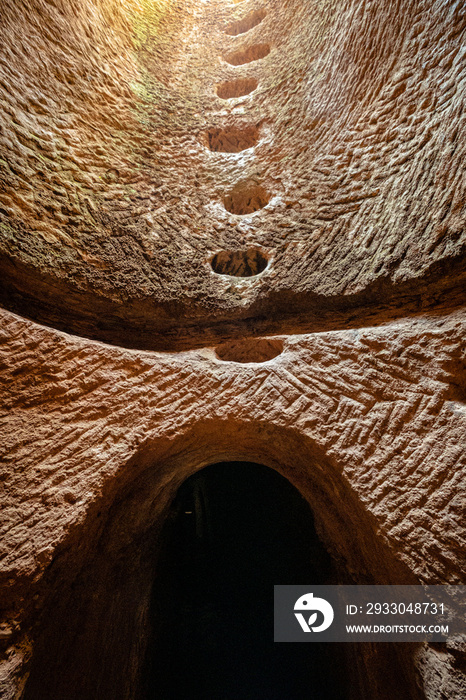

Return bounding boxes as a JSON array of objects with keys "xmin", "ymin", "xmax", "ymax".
[
  {"xmin": 0, "ymin": 0, "xmax": 464, "ymax": 348},
  {"xmin": 0, "ymin": 0, "xmax": 465, "ymax": 698}
]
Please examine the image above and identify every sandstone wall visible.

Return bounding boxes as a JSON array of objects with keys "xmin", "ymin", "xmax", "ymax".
[
  {"xmin": 0, "ymin": 0, "xmax": 464, "ymax": 347},
  {"xmin": 0, "ymin": 0, "xmax": 465, "ymax": 698}
]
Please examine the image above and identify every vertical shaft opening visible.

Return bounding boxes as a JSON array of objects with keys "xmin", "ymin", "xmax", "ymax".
[{"xmin": 142, "ymin": 461, "xmax": 348, "ymax": 699}]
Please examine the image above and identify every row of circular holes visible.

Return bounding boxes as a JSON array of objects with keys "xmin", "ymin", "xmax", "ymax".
[
  {"xmin": 211, "ymin": 6, "xmax": 270, "ymax": 280},
  {"xmin": 209, "ymin": 6, "xmax": 281, "ymax": 363}
]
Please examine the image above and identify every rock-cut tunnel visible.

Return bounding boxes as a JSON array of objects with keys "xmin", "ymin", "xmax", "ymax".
[
  {"xmin": 1, "ymin": 0, "xmax": 465, "ymax": 698},
  {"xmin": 141, "ymin": 462, "xmax": 347, "ymax": 700}
]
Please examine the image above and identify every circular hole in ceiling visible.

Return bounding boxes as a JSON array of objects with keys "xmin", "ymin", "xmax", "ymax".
[
  {"xmin": 223, "ymin": 181, "xmax": 269, "ymax": 215},
  {"xmin": 211, "ymin": 247, "xmax": 269, "ymax": 277},
  {"xmin": 216, "ymin": 77, "xmax": 258, "ymax": 100},
  {"xmin": 225, "ymin": 9, "xmax": 267, "ymax": 36},
  {"xmin": 206, "ymin": 125, "xmax": 259, "ymax": 153},
  {"xmin": 224, "ymin": 43, "xmax": 271, "ymax": 66},
  {"xmin": 215, "ymin": 337, "xmax": 283, "ymax": 363}
]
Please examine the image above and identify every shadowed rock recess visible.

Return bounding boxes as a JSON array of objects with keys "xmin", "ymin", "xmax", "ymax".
[
  {"xmin": 211, "ymin": 247, "xmax": 269, "ymax": 277},
  {"xmin": 224, "ymin": 43, "xmax": 271, "ymax": 66},
  {"xmin": 216, "ymin": 76, "xmax": 259, "ymax": 99},
  {"xmin": 223, "ymin": 180, "xmax": 269, "ymax": 214},
  {"xmin": 206, "ymin": 124, "xmax": 260, "ymax": 152},
  {"xmin": 0, "ymin": 0, "xmax": 465, "ymax": 699}
]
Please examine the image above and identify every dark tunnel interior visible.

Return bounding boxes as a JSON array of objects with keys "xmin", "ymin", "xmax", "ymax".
[{"xmin": 142, "ymin": 461, "xmax": 348, "ymax": 700}]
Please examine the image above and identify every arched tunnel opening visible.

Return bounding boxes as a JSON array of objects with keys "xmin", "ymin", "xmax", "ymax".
[
  {"xmin": 141, "ymin": 461, "xmax": 348, "ymax": 700},
  {"xmin": 21, "ymin": 447, "xmax": 420, "ymax": 700},
  {"xmin": 2, "ymin": 0, "xmax": 465, "ymax": 694}
]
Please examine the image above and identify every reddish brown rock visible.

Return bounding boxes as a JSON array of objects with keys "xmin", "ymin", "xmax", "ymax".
[
  {"xmin": 0, "ymin": 0, "xmax": 464, "ymax": 349},
  {"xmin": 0, "ymin": 0, "xmax": 465, "ymax": 698}
]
